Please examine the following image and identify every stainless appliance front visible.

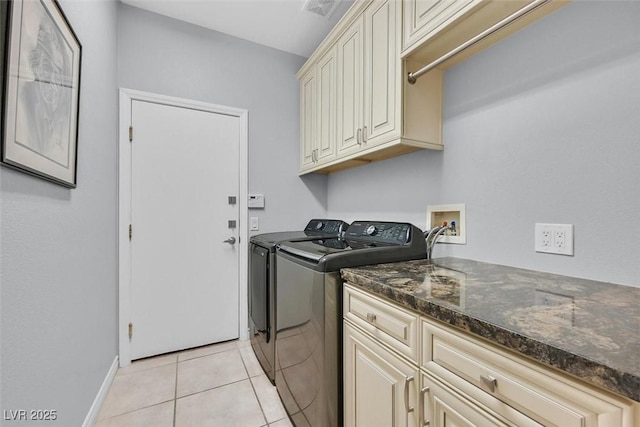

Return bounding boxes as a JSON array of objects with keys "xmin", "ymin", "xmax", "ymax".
[
  {"xmin": 274, "ymin": 221, "xmax": 427, "ymax": 427},
  {"xmin": 249, "ymin": 220, "xmax": 349, "ymax": 385},
  {"xmin": 275, "ymin": 255, "xmax": 342, "ymax": 427},
  {"xmin": 249, "ymin": 243, "xmax": 275, "ymax": 384}
]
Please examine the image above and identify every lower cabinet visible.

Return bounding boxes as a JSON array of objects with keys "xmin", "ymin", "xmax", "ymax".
[
  {"xmin": 344, "ymin": 322, "xmax": 419, "ymax": 427},
  {"xmin": 421, "ymin": 372, "xmax": 543, "ymax": 426},
  {"xmin": 421, "ymin": 372, "xmax": 539, "ymax": 427},
  {"xmin": 343, "ymin": 283, "xmax": 638, "ymax": 427}
]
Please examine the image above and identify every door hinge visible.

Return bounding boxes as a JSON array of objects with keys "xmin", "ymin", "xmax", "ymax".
[
  {"xmin": 128, "ymin": 322, "xmax": 133, "ymax": 340},
  {"xmin": 129, "ymin": 224, "xmax": 132, "ymax": 240},
  {"xmin": 129, "ymin": 126, "xmax": 133, "ymax": 142}
]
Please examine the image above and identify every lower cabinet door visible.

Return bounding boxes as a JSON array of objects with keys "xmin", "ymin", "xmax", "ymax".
[
  {"xmin": 421, "ymin": 373, "xmax": 543, "ymax": 427},
  {"xmin": 344, "ymin": 322, "xmax": 419, "ymax": 427}
]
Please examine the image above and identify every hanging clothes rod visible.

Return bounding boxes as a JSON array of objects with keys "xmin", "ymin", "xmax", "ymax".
[{"xmin": 407, "ymin": 0, "xmax": 551, "ymax": 84}]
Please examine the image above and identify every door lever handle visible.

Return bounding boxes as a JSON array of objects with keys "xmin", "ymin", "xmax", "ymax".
[{"xmin": 223, "ymin": 237, "xmax": 236, "ymax": 244}]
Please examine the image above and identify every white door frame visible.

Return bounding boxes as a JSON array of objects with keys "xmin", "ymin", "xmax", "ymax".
[{"xmin": 118, "ymin": 88, "xmax": 249, "ymax": 367}]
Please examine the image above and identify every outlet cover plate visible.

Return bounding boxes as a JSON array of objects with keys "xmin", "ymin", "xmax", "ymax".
[{"xmin": 535, "ymin": 223, "xmax": 574, "ymax": 256}]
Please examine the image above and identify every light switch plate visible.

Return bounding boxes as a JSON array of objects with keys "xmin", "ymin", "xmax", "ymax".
[{"xmin": 250, "ymin": 217, "xmax": 259, "ymax": 231}]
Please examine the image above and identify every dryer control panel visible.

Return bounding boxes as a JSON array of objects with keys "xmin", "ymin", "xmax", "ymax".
[{"xmin": 304, "ymin": 219, "xmax": 349, "ymax": 235}]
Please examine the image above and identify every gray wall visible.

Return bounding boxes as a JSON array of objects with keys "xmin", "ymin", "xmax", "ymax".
[
  {"xmin": 0, "ymin": 1, "xmax": 118, "ymax": 425},
  {"xmin": 327, "ymin": 0, "xmax": 640, "ymax": 287},
  {"xmin": 118, "ymin": 4, "xmax": 328, "ymax": 234}
]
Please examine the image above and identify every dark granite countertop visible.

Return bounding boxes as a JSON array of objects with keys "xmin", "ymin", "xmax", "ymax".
[{"xmin": 341, "ymin": 257, "xmax": 640, "ymax": 401}]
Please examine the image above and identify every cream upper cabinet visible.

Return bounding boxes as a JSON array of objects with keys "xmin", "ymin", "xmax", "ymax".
[
  {"xmin": 336, "ymin": 15, "xmax": 364, "ymax": 157},
  {"xmin": 401, "ymin": 0, "xmax": 570, "ymax": 67},
  {"xmin": 344, "ymin": 322, "xmax": 419, "ymax": 427},
  {"xmin": 337, "ymin": 0, "xmax": 399, "ymax": 157},
  {"xmin": 402, "ymin": 0, "xmax": 479, "ymax": 54},
  {"xmin": 316, "ymin": 46, "xmax": 338, "ymax": 165},
  {"xmin": 299, "ymin": 47, "xmax": 338, "ymax": 172},
  {"xmin": 363, "ymin": 0, "xmax": 400, "ymax": 148},
  {"xmin": 299, "ymin": 0, "xmax": 443, "ymax": 175},
  {"xmin": 299, "ymin": 0, "xmax": 569, "ymax": 174},
  {"xmin": 299, "ymin": 69, "xmax": 316, "ymax": 171}
]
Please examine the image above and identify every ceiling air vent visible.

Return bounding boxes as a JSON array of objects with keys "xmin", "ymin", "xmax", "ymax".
[{"xmin": 302, "ymin": 0, "xmax": 340, "ymax": 18}]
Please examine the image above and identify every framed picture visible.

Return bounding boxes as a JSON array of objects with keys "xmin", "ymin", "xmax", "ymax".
[
  {"xmin": 1, "ymin": 1, "xmax": 8, "ymax": 123},
  {"xmin": 1, "ymin": 0, "xmax": 81, "ymax": 188}
]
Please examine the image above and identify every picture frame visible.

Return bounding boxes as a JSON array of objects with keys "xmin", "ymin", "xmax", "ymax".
[
  {"xmin": 0, "ymin": 1, "xmax": 8, "ymax": 124},
  {"xmin": 1, "ymin": 0, "xmax": 81, "ymax": 188}
]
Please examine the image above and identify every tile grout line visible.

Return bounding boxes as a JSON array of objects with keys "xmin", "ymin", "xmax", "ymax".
[
  {"xmin": 104, "ymin": 342, "xmax": 270, "ymax": 426},
  {"xmin": 173, "ymin": 345, "xmax": 267, "ymax": 420},
  {"xmin": 175, "ymin": 376, "xmax": 255, "ymax": 400},
  {"xmin": 239, "ymin": 344, "xmax": 292, "ymax": 427},
  {"xmin": 97, "ymin": 399, "xmax": 176, "ymax": 423},
  {"xmin": 173, "ymin": 356, "xmax": 179, "ymax": 427},
  {"xmin": 239, "ymin": 344, "xmax": 270, "ymax": 426}
]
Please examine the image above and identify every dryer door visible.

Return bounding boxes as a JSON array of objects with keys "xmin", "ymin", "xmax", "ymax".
[{"xmin": 249, "ymin": 244, "xmax": 269, "ymax": 341}]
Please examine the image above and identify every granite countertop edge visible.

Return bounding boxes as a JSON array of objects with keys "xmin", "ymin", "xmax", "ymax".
[{"xmin": 340, "ymin": 267, "xmax": 640, "ymax": 402}]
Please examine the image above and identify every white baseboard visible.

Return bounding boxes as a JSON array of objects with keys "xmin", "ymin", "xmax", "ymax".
[{"xmin": 82, "ymin": 355, "xmax": 119, "ymax": 427}]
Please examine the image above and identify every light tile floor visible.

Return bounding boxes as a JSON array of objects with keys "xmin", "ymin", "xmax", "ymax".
[{"xmin": 96, "ymin": 340, "xmax": 293, "ymax": 427}]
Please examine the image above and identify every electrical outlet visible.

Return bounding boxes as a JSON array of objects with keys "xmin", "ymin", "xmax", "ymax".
[
  {"xmin": 541, "ymin": 229, "xmax": 551, "ymax": 248},
  {"xmin": 554, "ymin": 229, "xmax": 565, "ymax": 250},
  {"xmin": 535, "ymin": 223, "xmax": 574, "ymax": 256}
]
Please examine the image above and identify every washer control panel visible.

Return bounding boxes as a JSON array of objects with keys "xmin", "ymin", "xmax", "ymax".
[{"xmin": 345, "ymin": 222, "xmax": 413, "ymax": 245}]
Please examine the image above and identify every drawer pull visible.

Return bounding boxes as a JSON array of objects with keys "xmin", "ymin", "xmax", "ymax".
[
  {"xmin": 366, "ymin": 312, "xmax": 377, "ymax": 323},
  {"xmin": 404, "ymin": 376, "xmax": 415, "ymax": 413},
  {"xmin": 481, "ymin": 375, "xmax": 497, "ymax": 392},
  {"xmin": 420, "ymin": 386, "xmax": 430, "ymax": 426}
]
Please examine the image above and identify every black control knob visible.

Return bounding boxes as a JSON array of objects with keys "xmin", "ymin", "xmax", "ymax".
[{"xmin": 365, "ymin": 225, "xmax": 377, "ymax": 236}]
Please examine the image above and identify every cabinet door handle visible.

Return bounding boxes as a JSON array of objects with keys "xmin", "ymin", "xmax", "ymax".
[
  {"xmin": 363, "ymin": 125, "xmax": 368, "ymax": 143},
  {"xmin": 481, "ymin": 375, "xmax": 497, "ymax": 392},
  {"xmin": 366, "ymin": 312, "xmax": 376, "ymax": 323},
  {"xmin": 404, "ymin": 376, "xmax": 415, "ymax": 414},
  {"xmin": 357, "ymin": 128, "xmax": 362, "ymax": 145},
  {"xmin": 420, "ymin": 386, "xmax": 430, "ymax": 426}
]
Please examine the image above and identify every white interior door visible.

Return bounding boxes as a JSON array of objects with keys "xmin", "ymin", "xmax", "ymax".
[{"xmin": 129, "ymin": 99, "xmax": 240, "ymax": 360}]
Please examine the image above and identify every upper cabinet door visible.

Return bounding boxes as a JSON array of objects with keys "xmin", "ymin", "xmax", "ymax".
[
  {"xmin": 316, "ymin": 46, "xmax": 338, "ymax": 165},
  {"xmin": 336, "ymin": 16, "xmax": 364, "ymax": 157},
  {"xmin": 363, "ymin": 0, "xmax": 399, "ymax": 147},
  {"xmin": 402, "ymin": 0, "xmax": 478, "ymax": 53},
  {"xmin": 299, "ymin": 70, "xmax": 316, "ymax": 171}
]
